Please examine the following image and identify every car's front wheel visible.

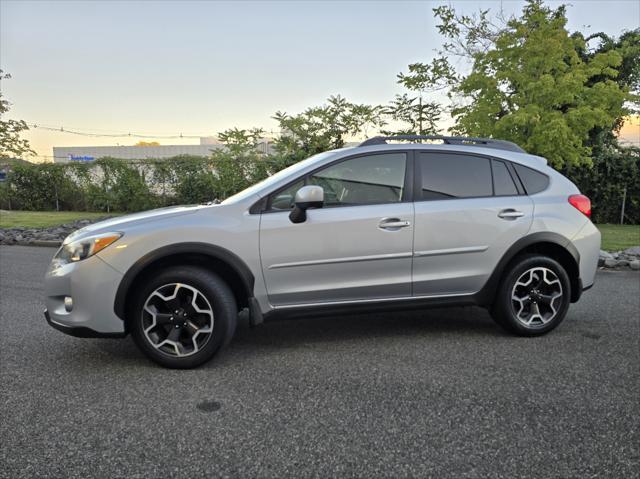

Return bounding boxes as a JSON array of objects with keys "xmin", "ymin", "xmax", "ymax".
[
  {"xmin": 129, "ymin": 266, "xmax": 237, "ymax": 368},
  {"xmin": 491, "ymin": 254, "xmax": 571, "ymax": 336}
]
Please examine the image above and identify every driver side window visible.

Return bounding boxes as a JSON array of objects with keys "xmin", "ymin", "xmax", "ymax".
[
  {"xmin": 266, "ymin": 152, "xmax": 407, "ymax": 211},
  {"xmin": 309, "ymin": 153, "xmax": 407, "ymax": 207},
  {"xmin": 268, "ymin": 180, "xmax": 304, "ymax": 211}
]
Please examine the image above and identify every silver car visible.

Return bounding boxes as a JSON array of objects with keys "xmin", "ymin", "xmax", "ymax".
[{"xmin": 44, "ymin": 135, "xmax": 601, "ymax": 368}]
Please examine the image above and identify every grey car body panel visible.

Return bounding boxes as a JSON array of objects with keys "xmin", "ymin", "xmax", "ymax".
[
  {"xmin": 413, "ymin": 195, "xmax": 535, "ymax": 295},
  {"xmin": 44, "ymin": 253, "xmax": 125, "ymax": 334},
  {"xmin": 260, "ymin": 202, "xmax": 415, "ymax": 305},
  {"xmin": 43, "ymin": 142, "xmax": 600, "ymax": 336}
]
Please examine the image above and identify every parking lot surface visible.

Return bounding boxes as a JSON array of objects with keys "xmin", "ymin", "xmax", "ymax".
[{"xmin": 1, "ymin": 245, "xmax": 638, "ymax": 478}]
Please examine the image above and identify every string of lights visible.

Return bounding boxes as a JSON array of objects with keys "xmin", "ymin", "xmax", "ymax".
[{"xmin": 27, "ymin": 123, "xmax": 283, "ymax": 139}]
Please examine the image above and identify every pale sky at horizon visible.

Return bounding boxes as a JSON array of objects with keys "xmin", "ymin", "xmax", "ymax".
[{"xmin": 1, "ymin": 0, "xmax": 639, "ymax": 160}]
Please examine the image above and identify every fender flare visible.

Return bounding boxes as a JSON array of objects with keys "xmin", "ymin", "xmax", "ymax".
[
  {"xmin": 113, "ymin": 242, "xmax": 255, "ymax": 320},
  {"xmin": 476, "ymin": 231, "xmax": 580, "ymax": 305}
]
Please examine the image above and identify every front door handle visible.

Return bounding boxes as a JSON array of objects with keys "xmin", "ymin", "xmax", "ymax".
[
  {"xmin": 378, "ymin": 218, "xmax": 411, "ymax": 230},
  {"xmin": 498, "ymin": 209, "xmax": 525, "ymax": 219}
]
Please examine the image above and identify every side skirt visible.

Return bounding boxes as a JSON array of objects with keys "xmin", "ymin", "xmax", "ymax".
[{"xmin": 262, "ymin": 293, "xmax": 482, "ymax": 321}]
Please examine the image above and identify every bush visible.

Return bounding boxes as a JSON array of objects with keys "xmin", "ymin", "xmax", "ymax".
[
  {"xmin": 562, "ymin": 146, "xmax": 639, "ymax": 224},
  {"xmin": 0, "ymin": 149, "xmax": 278, "ymax": 212}
]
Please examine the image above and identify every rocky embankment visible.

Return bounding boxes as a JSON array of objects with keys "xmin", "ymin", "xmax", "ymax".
[
  {"xmin": 0, "ymin": 218, "xmax": 110, "ymax": 247},
  {"xmin": 599, "ymin": 247, "xmax": 640, "ymax": 270}
]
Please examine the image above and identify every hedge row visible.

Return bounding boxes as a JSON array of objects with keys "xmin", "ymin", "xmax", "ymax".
[
  {"xmin": 1, "ymin": 148, "xmax": 638, "ymax": 224},
  {"xmin": 560, "ymin": 146, "xmax": 639, "ymax": 224},
  {"xmin": 0, "ymin": 154, "xmax": 293, "ymax": 213}
]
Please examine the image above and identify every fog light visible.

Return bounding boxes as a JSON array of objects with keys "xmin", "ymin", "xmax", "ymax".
[{"xmin": 64, "ymin": 296, "xmax": 73, "ymax": 312}]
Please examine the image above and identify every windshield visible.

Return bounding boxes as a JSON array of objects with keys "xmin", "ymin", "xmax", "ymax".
[{"xmin": 221, "ymin": 150, "xmax": 341, "ymax": 204}]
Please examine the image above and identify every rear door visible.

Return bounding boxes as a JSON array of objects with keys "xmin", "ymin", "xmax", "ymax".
[
  {"xmin": 260, "ymin": 151, "xmax": 415, "ymax": 306},
  {"xmin": 412, "ymin": 151, "xmax": 534, "ymax": 296}
]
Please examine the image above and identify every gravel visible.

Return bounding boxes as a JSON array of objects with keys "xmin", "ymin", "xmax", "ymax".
[{"xmin": 1, "ymin": 246, "xmax": 639, "ymax": 478}]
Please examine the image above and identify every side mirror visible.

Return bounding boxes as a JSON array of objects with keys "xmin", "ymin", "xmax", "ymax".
[{"xmin": 289, "ymin": 185, "xmax": 324, "ymax": 224}]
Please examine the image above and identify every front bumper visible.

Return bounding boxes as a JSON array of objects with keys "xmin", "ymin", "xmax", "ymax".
[
  {"xmin": 44, "ymin": 309, "xmax": 125, "ymax": 338},
  {"xmin": 44, "ymin": 253, "xmax": 127, "ymax": 336}
]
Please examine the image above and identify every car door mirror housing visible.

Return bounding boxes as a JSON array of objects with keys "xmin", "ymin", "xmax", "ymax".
[{"xmin": 289, "ymin": 185, "xmax": 324, "ymax": 223}]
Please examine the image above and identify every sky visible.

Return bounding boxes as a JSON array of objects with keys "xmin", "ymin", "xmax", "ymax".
[{"xmin": 1, "ymin": 0, "xmax": 639, "ymax": 161}]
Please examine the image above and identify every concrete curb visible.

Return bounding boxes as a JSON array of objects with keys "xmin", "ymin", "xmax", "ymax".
[{"xmin": 14, "ymin": 240, "xmax": 62, "ymax": 248}]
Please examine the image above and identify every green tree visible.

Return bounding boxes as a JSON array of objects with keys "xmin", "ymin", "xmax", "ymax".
[
  {"xmin": 575, "ymin": 29, "xmax": 640, "ymax": 151},
  {"xmin": 432, "ymin": 1, "xmax": 631, "ymax": 168},
  {"xmin": 384, "ymin": 58, "xmax": 456, "ymax": 136},
  {"xmin": 0, "ymin": 71, "xmax": 35, "ymax": 159},
  {"xmin": 560, "ymin": 29, "xmax": 640, "ymax": 224},
  {"xmin": 272, "ymin": 95, "xmax": 385, "ymax": 162},
  {"xmin": 212, "ymin": 128, "xmax": 268, "ymax": 198}
]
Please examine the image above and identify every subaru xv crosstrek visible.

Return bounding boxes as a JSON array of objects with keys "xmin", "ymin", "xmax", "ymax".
[{"xmin": 44, "ymin": 135, "xmax": 601, "ymax": 368}]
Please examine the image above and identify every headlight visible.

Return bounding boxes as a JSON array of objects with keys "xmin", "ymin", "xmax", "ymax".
[{"xmin": 55, "ymin": 232, "xmax": 123, "ymax": 264}]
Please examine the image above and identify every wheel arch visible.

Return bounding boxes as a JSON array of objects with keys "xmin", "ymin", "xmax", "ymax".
[
  {"xmin": 114, "ymin": 243, "xmax": 255, "ymax": 325},
  {"xmin": 478, "ymin": 232, "xmax": 581, "ymax": 306}
]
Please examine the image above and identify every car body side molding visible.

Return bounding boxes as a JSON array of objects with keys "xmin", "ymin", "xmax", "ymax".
[{"xmin": 264, "ymin": 231, "xmax": 581, "ymax": 321}]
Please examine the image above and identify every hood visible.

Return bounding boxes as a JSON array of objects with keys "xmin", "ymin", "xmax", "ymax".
[{"xmin": 64, "ymin": 204, "xmax": 207, "ymax": 244}]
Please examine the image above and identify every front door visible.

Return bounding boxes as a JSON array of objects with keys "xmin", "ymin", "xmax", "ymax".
[{"xmin": 260, "ymin": 152, "xmax": 414, "ymax": 306}]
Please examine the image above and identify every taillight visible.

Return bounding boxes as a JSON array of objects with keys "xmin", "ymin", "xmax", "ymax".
[{"xmin": 568, "ymin": 194, "xmax": 591, "ymax": 218}]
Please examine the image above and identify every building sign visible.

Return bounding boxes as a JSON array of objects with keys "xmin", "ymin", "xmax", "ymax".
[{"xmin": 68, "ymin": 155, "xmax": 95, "ymax": 162}]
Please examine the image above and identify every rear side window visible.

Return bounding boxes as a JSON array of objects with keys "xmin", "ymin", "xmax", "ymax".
[
  {"xmin": 418, "ymin": 153, "xmax": 492, "ymax": 200},
  {"xmin": 513, "ymin": 164, "xmax": 549, "ymax": 194},
  {"xmin": 492, "ymin": 159, "xmax": 519, "ymax": 196}
]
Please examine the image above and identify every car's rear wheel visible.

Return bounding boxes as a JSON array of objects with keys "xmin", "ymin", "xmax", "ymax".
[
  {"xmin": 130, "ymin": 266, "xmax": 237, "ymax": 368},
  {"xmin": 491, "ymin": 254, "xmax": 571, "ymax": 336}
]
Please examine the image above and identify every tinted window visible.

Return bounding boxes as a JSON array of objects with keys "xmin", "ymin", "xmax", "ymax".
[
  {"xmin": 419, "ymin": 153, "xmax": 492, "ymax": 200},
  {"xmin": 308, "ymin": 153, "xmax": 406, "ymax": 207},
  {"xmin": 492, "ymin": 160, "xmax": 518, "ymax": 196},
  {"xmin": 268, "ymin": 180, "xmax": 304, "ymax": 211},
  {"xmin": 513, "ymin": 164, "xmax": 549, "ymax": 194}
]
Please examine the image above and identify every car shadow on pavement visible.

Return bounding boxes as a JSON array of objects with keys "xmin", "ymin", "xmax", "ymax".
[{"xmin": 85, "ymin": 306, "xmax": 503, "ymax": 369}]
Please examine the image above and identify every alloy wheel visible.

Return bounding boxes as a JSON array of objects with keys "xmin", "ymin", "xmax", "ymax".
[
  {"xmin": 511, "ymin": 267, "xmax": 563, "ymax": 327},
  {"xmin": 141, "ymin": 283, "xmax": 214, "ymax": 357}
]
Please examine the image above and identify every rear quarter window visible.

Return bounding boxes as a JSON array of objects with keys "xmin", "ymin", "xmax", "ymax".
[
  {"xmin": 491, "ymin": 159, "xmax": 519, "ymax": 196},
  {"xmin": 513, "ymin": 164, "xmax": 550, "ymax": 194}
]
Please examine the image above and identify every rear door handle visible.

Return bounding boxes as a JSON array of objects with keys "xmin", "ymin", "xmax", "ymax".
[
  {"xmin": 498, "ymin": 209, "xmax": 525, "ymax": 219},
  {"xmin": 378, "ymin": 218, "xmax": 411, "ymax": 230}
]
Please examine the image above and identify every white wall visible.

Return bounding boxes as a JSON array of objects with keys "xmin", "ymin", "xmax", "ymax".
[{"xmin": 52, "ymin": 144, "xmax": 226, "ymax": 163}]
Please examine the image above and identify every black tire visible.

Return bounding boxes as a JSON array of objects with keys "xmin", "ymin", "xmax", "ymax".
[
  {"xmin": 129, "ymin": 266, "xmax": 237, "ymax": 368},
  {"xmin": 490, "ymin": 254, "xmax": 571, "ymax": 336}
]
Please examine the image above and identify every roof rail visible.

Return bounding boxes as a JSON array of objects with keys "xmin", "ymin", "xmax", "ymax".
[{"xmin": 358, "ymin": 135, "xmax": 525, "ymax": 153}]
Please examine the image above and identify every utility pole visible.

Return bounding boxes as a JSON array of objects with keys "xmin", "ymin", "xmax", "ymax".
[{"xmin": 620, "ymin": 185, "xmax": 627, "ymax": 225}]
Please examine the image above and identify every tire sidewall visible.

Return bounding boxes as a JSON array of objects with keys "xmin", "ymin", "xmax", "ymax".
[
  {"xmin": 129, "ymin": 266, "xmax": 237, "ymax": 368},
  {"xmin": 495, "ymin": 255, "xmax": 571, "ymax": 336}
]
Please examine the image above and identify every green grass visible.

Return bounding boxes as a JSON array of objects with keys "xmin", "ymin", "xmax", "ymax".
[
  {"xmin": 596, "ymin": 224, "xmax": 640, "ymax": 251},
  {"xmin": 0, "ymin": 210, "xmax": 121, "ymax": 229}
]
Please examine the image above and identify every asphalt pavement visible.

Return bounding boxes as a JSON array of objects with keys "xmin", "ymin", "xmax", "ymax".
[{"xmin": 1, "ymin": 245, "xmax": 638, "ymax": 478}]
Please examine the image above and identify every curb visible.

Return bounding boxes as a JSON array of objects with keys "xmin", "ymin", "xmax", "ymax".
[{"xmin": 13, "ymin": 240, "xmax": 62, "ymax": 248}]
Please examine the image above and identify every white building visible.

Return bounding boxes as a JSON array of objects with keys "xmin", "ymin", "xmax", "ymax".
[{"xmin": 52, "ymin": 138, "xmax": 275, "ymax": 163}]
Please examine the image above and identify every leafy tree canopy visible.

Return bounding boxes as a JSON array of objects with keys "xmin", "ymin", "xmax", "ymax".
[
  {"xmin": 0, "ymin": 70, "xmax": 34, "ymax": 160},
  {"xmin": 272, "ymin": 95, "xmax": 385, "ymax": 161},
  {"xmin": 432, "ymin": 0, "xmax": 632, "ymax": 168}
]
